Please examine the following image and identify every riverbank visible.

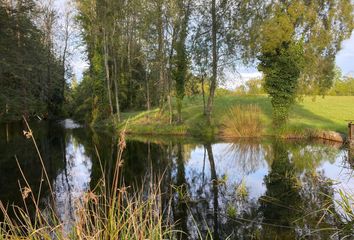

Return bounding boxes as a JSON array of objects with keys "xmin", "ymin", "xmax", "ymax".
[{"xmin": 116, "ymin": 95, "xmax": 354, "ymax": 141}]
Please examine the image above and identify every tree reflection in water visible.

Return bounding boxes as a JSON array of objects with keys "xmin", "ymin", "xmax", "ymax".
[
  {"xmin": 1, "ymin": 122, "xmax": 354, "ymax": 239},
  {"xmin": 165, "ymin": 140, "xmax": 353, "ymax": 239}
]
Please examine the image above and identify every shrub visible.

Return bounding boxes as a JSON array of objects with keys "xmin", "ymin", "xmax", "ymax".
[{"xmin": 221, "ymin": 104, "xmax": 263, "ymax": 138}]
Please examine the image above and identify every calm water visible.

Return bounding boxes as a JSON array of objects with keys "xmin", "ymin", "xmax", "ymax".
[{"xmin": 0, "ymin": 120, "xmax": 354, "ymax": 239}]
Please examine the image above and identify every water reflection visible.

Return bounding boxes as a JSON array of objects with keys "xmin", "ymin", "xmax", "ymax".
[
  {"xmin": 53, "ymin": 135, "xmax": 92, "ymax": 232},
  {"xmin": 0, "ymin": 121, "xmax": 353, "ymax": 239}
]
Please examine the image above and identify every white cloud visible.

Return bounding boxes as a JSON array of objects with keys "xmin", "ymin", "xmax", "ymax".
[
  {"xmin": 72, "ymin": 60, "xmax": 89, "ymax": 80},
  {"xmin": 222, "ymin": 68, "xmax": 263, "ymax": 90}
]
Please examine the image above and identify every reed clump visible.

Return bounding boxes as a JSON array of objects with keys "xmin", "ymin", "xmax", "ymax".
[
  {"xmin": 221, "ymin": 104, "xmax": 263, "ymax": 138},
  {"xmin": 324, "ymin": 189, "xmax": 354, "ymax": 238},
  {"xmin": 0, "ymin": 119, "xmax": 174, "ymax": 240}
]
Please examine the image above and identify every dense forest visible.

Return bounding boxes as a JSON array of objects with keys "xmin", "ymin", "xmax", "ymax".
[
  {"xmin": 0, "ymin": 0, "xmax": 71, "ymax": 121},
  {"xmin": 1, "ymin": 0, "xmax": 353, "ymax": 127}
]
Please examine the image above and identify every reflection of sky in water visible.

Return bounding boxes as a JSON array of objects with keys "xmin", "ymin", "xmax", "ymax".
[
  {"xmin": 184, "ymin": 143, "xmax": 269, "ymax": 200},
  {"xmin": 53, "ymin": 135, "xmax": 92, "ymax": 232},
  {"xmin": 321, "ymin": 151, "xmax": 353, "ymax": 194},
  {"xmin": 50, "ymin": 135, "xmax": 353, "ymax": 236},
  {"xmin": 183, "ymin": 142, "xmax": 353, "ymax": 218},
  {"xmin": 60, "ymin": 119, "xmax": 82, "ymax": 129},
  {"xmin": 320, "ymin": 151, "xmax": 354, "ymax": 219}
]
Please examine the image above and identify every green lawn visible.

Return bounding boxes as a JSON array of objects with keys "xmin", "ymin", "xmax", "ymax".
[{"xmin": 118, "ymin": 95, "xmax": 354, "ymax": 137}]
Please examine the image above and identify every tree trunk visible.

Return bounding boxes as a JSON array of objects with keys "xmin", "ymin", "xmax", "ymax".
[
  {"xmin": 206, "ymin": 0, "xmax": 218, "ymax": 124},
  {"xmin": 167, "ymin": 27, "xmax": 176, "ymax": 124},
  {"xmin": 202, "ymin": 74, "xmax": 206, "ymax": 115},
  {"xmin": 145, "ymin": 68, "xmax": 151, "ymax": 121},
  {"xmin": 16, "ymin": 2, "xmax": 27, "ymax": 116},
  {"xmin": 61, "ymin": 10, "xmax": 70, "ymax": 104},
  {"xmin": 127, "ymin": 19, "xmax": 133, "ymax": 109},
  {"xmin": 113, "ymin": 57, "xmax": 121, "ymax": 122},
  {"xmin": 157, "ymin": 1, "xmax": 165, "ymax": 110},
  {"xmin": 103, "ymin": 29, "xmax": 114, "ymax": 116},
  {"xmin": 205, "ymin": 143, "xmax": 219, "ymax": 240}
]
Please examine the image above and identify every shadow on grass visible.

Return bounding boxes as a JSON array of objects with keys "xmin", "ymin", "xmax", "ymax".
[
  {"xmin": 217, "ymin": 95, "xmax": 346, "ymax": 133},
  {"xmin": 120, "ymin": 95, "xmax": 347, "ymax": 135},
  {"xmin": 290, "ymin": 103, "xmax": 345, "ymax": 132}
]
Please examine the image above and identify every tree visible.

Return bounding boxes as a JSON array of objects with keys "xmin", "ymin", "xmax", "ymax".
[
  {"xmin": 172, "ymin": 0, "xmax": 191, "ymax": 123},
  {"xmin": 257, "ymin": 0, "xmax": 354, "ymax": 126},
  {"xmin": 192, "ymin": 0, "xmax": 263, "ymax": 123},
  {"xmin": 0, "ymin": 0, "xmax": 65, "ymax": 121},
  {"xmin": 258, "ymin": 42, "xmax": 304, "ymax": 125}
]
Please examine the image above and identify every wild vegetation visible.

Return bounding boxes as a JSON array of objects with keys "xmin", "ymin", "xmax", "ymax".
[
  {"xmin": 0, "ymin": 127, "xmax": 175, "ymax": 239},
  {"xmin": 1, "ymin": 0, "xmax": 353, "ymax": 138},
  {"xmin": 67, "ymin": 0, "xmax": 353, "ymax": 131},
  {"xmin": 1, "ymin": 0, "xmax": 354, "ymax": 239},
  {"xmin": 220, "ymin": 104, "xmax": 263, "ymax": 138}
]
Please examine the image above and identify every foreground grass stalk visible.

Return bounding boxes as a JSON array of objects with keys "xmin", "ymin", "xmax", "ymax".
[
  {"xmin": 0, "ymin": 120, "xmax": 175, "ymax": 240},
  {"xmin": 23, "ymin": 116, "xmax": 54, "ymax": 201}
]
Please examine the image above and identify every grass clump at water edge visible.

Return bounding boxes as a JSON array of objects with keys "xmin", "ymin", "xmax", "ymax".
[{"xmin": 220, "ymin": 104, "xmax": 263, "ymax": 139}]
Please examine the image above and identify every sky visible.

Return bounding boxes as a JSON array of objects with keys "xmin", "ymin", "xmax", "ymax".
[
  {"xmin": 335, "ymin": 31, "xmax": 354, "ymax": 77},
  {"xmin": 226, "ymin": 31, "xmax": 354, "ymax": 89}
]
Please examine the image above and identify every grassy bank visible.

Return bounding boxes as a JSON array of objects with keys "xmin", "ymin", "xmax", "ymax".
[{"xmin": 118, "ymin": 95, "xmax": 354, "ymax": 138}]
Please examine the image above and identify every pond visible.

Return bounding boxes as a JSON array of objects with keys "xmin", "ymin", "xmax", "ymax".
[{"xmin": 0, "ymin": 120, "xmax": 353, "ymax": 239}]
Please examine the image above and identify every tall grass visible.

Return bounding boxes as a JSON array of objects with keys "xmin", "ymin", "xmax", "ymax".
[
  {"xmin": 221, "ymin": 104, "xmax": 263, "ymax": 138},
  {"xmin": 0, "ymin": 120, "xmax": 174, "ymax": 240},
  {"xmin": 324, "ymin": 190, "xmax": 354, "ymax": 238}
]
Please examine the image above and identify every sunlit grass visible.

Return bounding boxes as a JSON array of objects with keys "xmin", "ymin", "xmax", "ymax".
[
  {"xmin": 220, "ymin": 104, "xmax": 263, "ymax": 138},
  {"xmin": 118, "ymin": 95, "xmax": 354, "ymax": 137}
]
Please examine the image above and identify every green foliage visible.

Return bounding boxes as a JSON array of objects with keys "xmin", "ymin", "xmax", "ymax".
[
  {"xmin": 119, "ymin": 95, "xmax": 354, "ymax": 136},
  {"xmin": 246, "ymin": 78, "xmax": 265, "ymax": 95},
  {"xmin": 258, "ymin": 0, "xmax": 354, "ymax": 91},
  {"xmin": 215, "ymin": 88, "xmax": 235, "ymax": 96},
  {"xmin": 258, "ymin": 42, "xmax": 304, "ymax": 126},
  {"xmin": 256, "ymin": 0, "xmax": 354, "ymax": 126},
  {"xmin": 328, "ymin": 76, "xmax": 354, "ymax": 96},
  {"xmin": 172, "ymin": 1, "xmax": 190, "ymax": 123},
  {"xmin": 0, "ymin": 1, "xmax": 65, "ymax": 121}
]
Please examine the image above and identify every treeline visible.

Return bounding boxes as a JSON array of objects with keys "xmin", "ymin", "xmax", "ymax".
[
  {"xmin": 236, "ymin": 74, "xmax": 354, "ymax": 96},
  {"xmin": 328, "ymin": 77, "xmax": 354, "ymax": 96},
  {"xmin": 71, "ymin": 0, "xmax": 353, "ymax": 126},
  {"xmin": 0, "ymin": 0, "xmax": 70, "ymax": 122}
]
